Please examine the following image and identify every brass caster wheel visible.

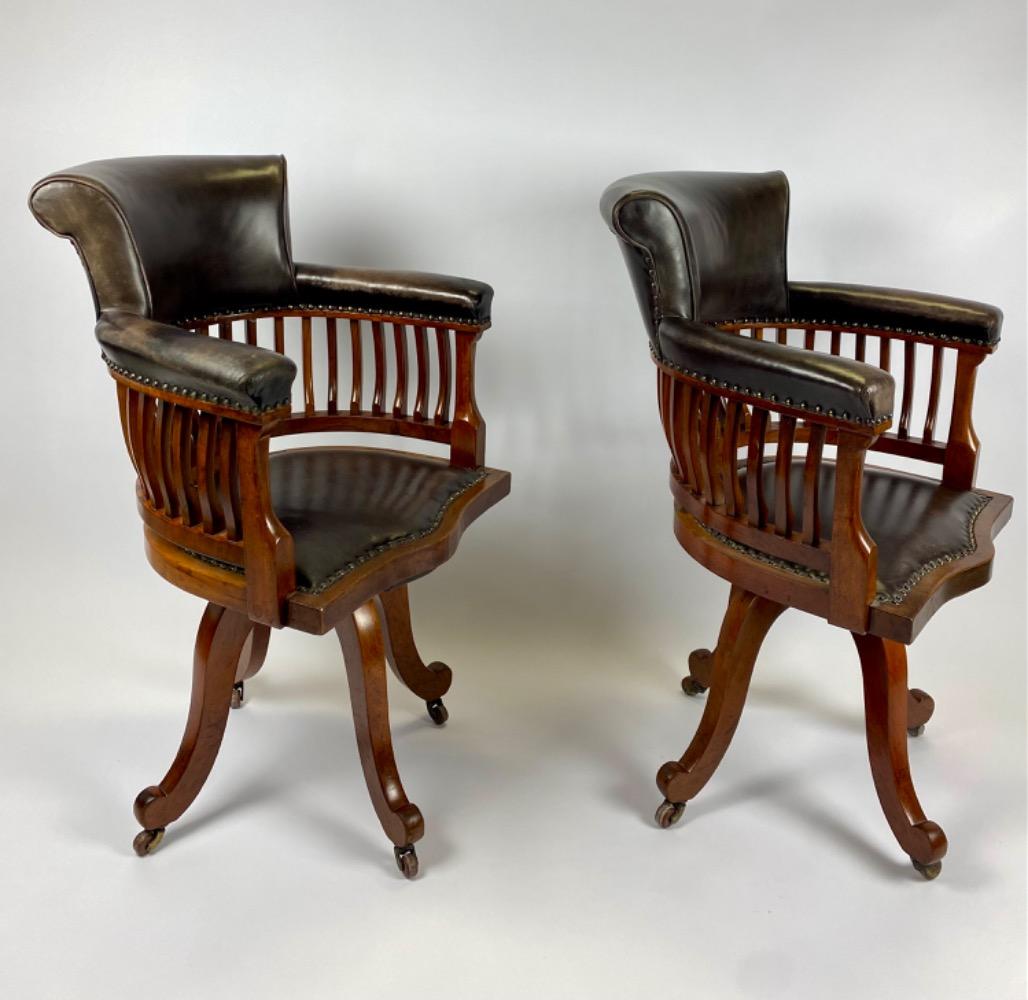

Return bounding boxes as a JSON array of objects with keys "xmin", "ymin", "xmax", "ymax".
[
  {"xmin": 133, "ymin": 827, "xmax": 165, "ymax": 857},
  {"xmin": 681, "ymin": 676, "xmax": 707, "ymax": 697},
  {"xmin": 394, "ymin": 845, "xmax": 419, "ymax": 879},
  {"xmin": 907, "ymin": 724, "xmax": 926, "ymax": 738},
  {"xmin": 426, "ymin": 698, "xmax": 448, "ymax": 726},
  {"xmin": 912, "ymin": 858, "xmax": 942, "ymax": 880},
  {"xmin": 655, "ymin": 799, "xmax": 686, "ymax": 829},
  {"xmin": 230, "ymin": 681, "xmax": 245, "ymax": 710}
]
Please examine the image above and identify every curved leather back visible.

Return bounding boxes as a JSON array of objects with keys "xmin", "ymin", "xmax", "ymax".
[
  {"xmin": 601, "ymin": 171, "xmax": 790, "ymax": 344},
  {"xmin": 29, "ymin": 155, "xmax": 296, "ymax": 322}
]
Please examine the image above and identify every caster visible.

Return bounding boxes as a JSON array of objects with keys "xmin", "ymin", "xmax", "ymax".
[
  {"xmin": 655, "ymin": 799, "xmax": 685, "ymax": 829},
  {"xmin": 426, "ymin": 698, "xmax": 448, "ymax": 726},
  {"xmin": 912, "ymin": 858, "xmax": 942, "ymax": 880},
  {"xmin": 230, "ymin": 682, "xmax": 245, "ymax": 709},
  {"xmin": 394, "ymin": 844, "xmax": 419, "ymax": 879},
  {"xmin": 133, "ymin": 827, "xmax": 165, "ymax": 857},
  {"xmin": 907, "ymin": 724, "xmax": 926, "ymax": 738},
  {"xmin": 681, "ymin": 676, "xmax": 707, "ymax": 697}
]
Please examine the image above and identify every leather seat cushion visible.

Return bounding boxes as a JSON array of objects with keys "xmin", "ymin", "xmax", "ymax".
[
  {"xmin": 752, "ymin": 460, "xmax": 991, "ymax": 603},
  {"xmin": 269, "ymin": 448, "xmax": 485, "ymax": 594}
]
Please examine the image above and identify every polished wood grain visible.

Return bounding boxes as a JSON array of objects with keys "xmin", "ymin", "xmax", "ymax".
[
  {"xmin": 650, "ymin": 318, "xmax": 1009, "ymax": 879},
  {"xmin": 133, "ymin": 604, "xmax": 256, "ymax": 852},
  {"xmin": 854, "ymin": 633, "xmax": 947, "ymax": 875},
  {"xmin": 336, "ymin": 601, "xmax": 424, "ymax": 852},
  {"xmin": 658, "ymin": 587, "xmax": 785, "ymax": 806},
  {"xmin": 109, "ymin": 305, "xmax": 506, "ymax": 875}
]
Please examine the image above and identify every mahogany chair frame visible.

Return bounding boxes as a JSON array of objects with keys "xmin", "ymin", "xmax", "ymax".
[
  {"xmin": 650, "ymin": 319, "xmax": 1010, "ymax": 878},
  {"xmin": 113, "ymin": 304, "xmax": 509, "ymax": 877}
]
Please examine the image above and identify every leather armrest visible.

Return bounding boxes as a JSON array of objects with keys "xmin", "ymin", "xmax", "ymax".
[
  {"xmin": 96, "ymin": 310, "xmax": 296, "ymax": 413},
  {"xmin": 658, "ymin": 317, "xmax": 894, "ymax": 427},
  {"xmin": 787, "ymin": 282, "xmax": 1002, "ymax": 347},
  {"xmin": 294, "ymin": 261, "xmax": 493, "ymax": 327}
]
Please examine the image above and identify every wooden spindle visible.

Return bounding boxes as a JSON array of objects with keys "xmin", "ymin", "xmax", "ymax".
[
  {"xmin": 301, "ymin": 315, "xmax": 314, "ymax": 416},
  {"xmin": 773, "ymin": 415, "xmax": 796, "ymax": 536},
  {"xmin": 801, "ymin": 423, "xmax": 826, "ymax": 546},
  {"xmin": 804, "ymin": 328, "xmax": 816, "ymax": 351},
  {"xmin": 195, "ymin": 323, "xmax": 210, "ymax": 337},
  {"xmin": 658, "ymin": 369, "xmax": 673, "ymax": 458},
  {"xmin": 392, "ymin": 323, "xmax": 408, "ymax": 417},
  {"xmin": 776, "ymin": 327, "xmax": 788, "ymax": 345},
  {"xmin": 218, "ymin": 422, "xmax": 239, "ymax": 540},
  {"xmin": 349, "ymin": 319, "xmax": 363, "ymax": 413},
  {"xmin": 745, "ymin": 408, "xmax": 768, "ymax": 527},
  {"xmin": 326, "ymin": 317, "xmax": 338, "ymax": 414},
  {"xmin": 168, "ymin": 405, "xmax": 195, "ymax": 524},
  {"xmin": 830, "ymin": 328, "xmax": 842, "ymax": 355},
  {"xmin": 218, "ymin": 320, "xmax": 232, "ymax": 341},
  {"xmin": 371, "ymin": 321, "xmax": 385, "ymax": 415},
  {"xmin": 182, "ymin": 408, "xmax": 201, "ymax": 525},
  {"xmin": 879, "ymin": 337, "xmax": 891, "ymax": 372},
  {"xmin": 694, "ymin": 391, "xmax": 714, "ymax": 502},
  {"xmin": 119, "ymin": 386, "xmax": 140, "ymax": 482},
  {"xmin": 245, "ymin": 319, "xmax": 258, "ymax": 346},
  {"xmin": 668, "ymin": 380, "xmax": 693, "ymax": 488},
  {"xmin": 899, "ymin": 341, "xmax": 917, "ymax": 438},
  {"xmin": 721, "ymin": 400, "xmax": 745, "ymax": 517},
  {"xmin": 855, "ymin": 333, "xmax": 866, "ymax": 362},
  {"xmin": 273, "ymin": 316, "xmax": 285, "ymax": 354},
  {"xmin": 158, "ymin": 399, "xmax": 178, "ymax": 518},
  {"xmin": 434, "ymin": 327, "xmax": 452, "ymax": 423},
  {"xmin": 922, "ymin": 344, "xmax": 944, "ymax": 443},
  {"xmin": 413, "ymin": 325, "xmax": 429, "ymax": 421},
  {"xmin": 195, "ymin": 413, "xmax": 222, "ymax": 534},
  {"xmin": 140, "ymin": 395, "xmax": 167, "ymax": 512}
]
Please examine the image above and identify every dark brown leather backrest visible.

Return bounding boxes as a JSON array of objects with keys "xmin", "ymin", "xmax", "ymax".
[
  {"xmin": 29, "ymin": 155, "xmax": 296, "ymax": 322},
  {"xmin": 600, "ymin": 171, "xmax": 790, "ymax": 345}
]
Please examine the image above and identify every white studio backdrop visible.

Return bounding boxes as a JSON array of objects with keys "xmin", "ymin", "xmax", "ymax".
[{"xmin": 0, "ymin": 2, "xmax": 1024, "ymax": 999}]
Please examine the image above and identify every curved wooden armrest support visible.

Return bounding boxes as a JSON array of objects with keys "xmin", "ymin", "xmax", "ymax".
[
  {"xmin": 110, "ymin": 370, "xmax": 295, "ymax": 627},
  {"xmin": 657, "ymin": 360, "xmax": 880, "ymax": 633},
  {"xmin": 828, "ymin": 429, "xmax": 878, "ymax": 633}
]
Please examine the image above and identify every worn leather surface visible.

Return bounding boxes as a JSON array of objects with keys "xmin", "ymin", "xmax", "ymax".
[
  {"xmin": 659, "ymin": 317, "xmax": 894, "ymax": 424},
  {"xmin": 295, "ymin": 262, "xmax": 493, "ymax": 326},
  {"xmin": 269, "ymin": 448, "xmax": 484, "ymax": 593},
  {"xmin": 601, "ymin": 171, "xmax": 790, "ymax": 343},
  {"xmin": 788, "ymin": 282, "xmax": 1002, "ymax": 345},
  {"xmin": 750, "ymin": 460, "xmax": 989, "ymax": 601},
  {"xmin": 97, "ymin": 310, "xmax": 296, "ymax": 411},
  {"xmin": 30, "ymin": 156, "xmax": 295, "ymax": 321}
]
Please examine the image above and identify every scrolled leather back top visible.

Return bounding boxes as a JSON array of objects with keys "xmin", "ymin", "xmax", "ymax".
[
  {"xmin": 29, "ymin": 155, "xmax": 296, "ymax": 322},
  {"xmin": 600, "ymin": 171, "xmax": 790, "ymax": 343}
]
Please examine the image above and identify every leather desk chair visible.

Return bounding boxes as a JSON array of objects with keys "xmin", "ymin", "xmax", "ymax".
[
  {"xmin": 30, "ymin": 156, "xmax": 510, "ymax": 878},
  {"xmin": 601, "ymin": 171, "xmax": 1012, "ymax": 879}
]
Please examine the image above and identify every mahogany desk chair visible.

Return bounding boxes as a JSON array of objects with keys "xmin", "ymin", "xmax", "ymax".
[
  {"xmin": 30, "ymin": 156, "xmax": 510, "ymax": 878},
  {"xmin": 601, "ymin": 171, "xmax": 1012, "ymax": 879}
]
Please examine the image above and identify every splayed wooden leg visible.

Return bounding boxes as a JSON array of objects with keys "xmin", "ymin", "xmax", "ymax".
[
  {"xmin": 853, "ymin": 632, "xmax": 947, "ymax": 878},
  {"xmin": 336, "ymin": 599, "xmax": 424, "ymax": 877},
  {"xmin": 656, "ymin": 586, "xmax": 786, "ymax": 823},
  {"xmin": 133, "ymin": 603, "xmax": 255, "ymax": 855},
  {"xmin": 231, "ymin": 623, "xmax": 271, "ymax": 709},
  {"xmin": 380, "ymin": 585, "xmax": 453, "ymax": 725}
]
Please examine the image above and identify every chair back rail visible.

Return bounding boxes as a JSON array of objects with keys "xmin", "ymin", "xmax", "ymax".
[
  {"xmin": 718, "ymin": 322, "xmax": 986, "ymax": 489},
  {"xmin": 191, "ymin": 309, "xmax": 484, "ymax": 467}
]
